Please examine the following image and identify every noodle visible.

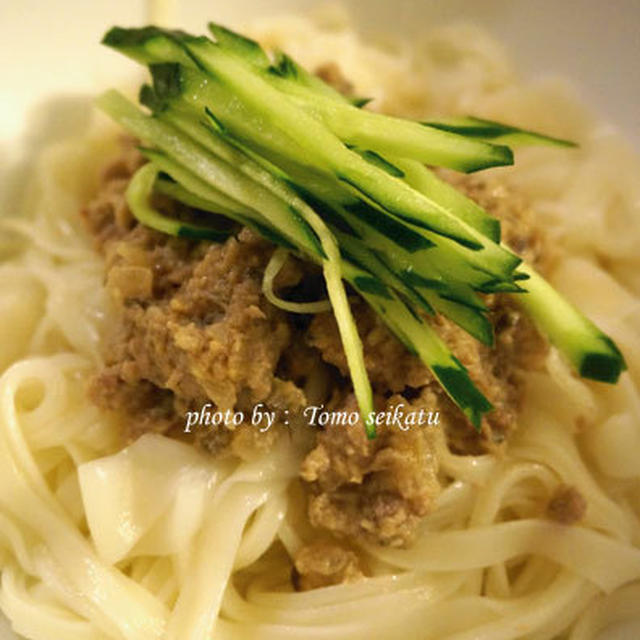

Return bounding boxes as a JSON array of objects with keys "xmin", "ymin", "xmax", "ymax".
[{"xmin": 0, "ymin": 10, "xmax": 639, "ymax": 640}]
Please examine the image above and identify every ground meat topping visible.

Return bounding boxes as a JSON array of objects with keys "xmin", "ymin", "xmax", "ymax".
[
  {"xmin": 546, "ymin": 485, "xmax": 587, "ymax": 525},
  {"xmin": 84, "ymin": 149, "xmax": 295, "ymax": 447},
  {"xmin": 81, "ymin": 138, "xmax": 143, "ymax": 248},
  {"xmin": 301, "ymin": 394, "xmax": 441, "ymax": 547},
  {"xmin": 90, "ymin": 227, "xmax": 292, "ymax": 435},
  {"xmin": 292, "ymin": 541, "xmax": 365, "ymax": 591}
]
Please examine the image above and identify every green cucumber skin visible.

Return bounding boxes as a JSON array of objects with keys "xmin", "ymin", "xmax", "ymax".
[
  {"xmin": 152, "ymin": 79, "xmax": 521, "ymax": 285},
  {"xmin": 347, "ymin": 147, "xmax": 406, "ymax": 178},
  {"xmin": 104, "ymin": 29, "xmax": 519, "ymax": 274},
  {"xmin": 267, "ymin": 79, "xmax": 514, "ymax": 173},
  {"xmin": 513, "ymin": 265, "xmax": 626, "ymax": 384},
  {"xmin": 207, "ymin": 22, "xmax": 271, "ymax": 69},
  {"xmin": 392, "ymin": 158, "xmax": 501, "ymax": 243},
  {"xmin": 352, "ymin": 275, "xmax": 394, "ymax": 300},
  {"xmin": 425, "ymin": 116, "xmax": 578, "ymax": 148},
  {"xmin": 126, "ymin": 164, "xmax": 234, "ymax": 242},
  {"xmin": 97, "ymin": 90, "xmax": 325, "ymax": 260},
  {"xmin": 343, "ymin": 261, "xmax": 493, "ymax": 430}
]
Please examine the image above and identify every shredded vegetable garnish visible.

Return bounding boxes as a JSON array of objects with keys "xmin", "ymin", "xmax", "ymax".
[
  {"xmin": 263, "ymin": 248, "xmax": 332, "ymax": 314},
  {"xmin": 97, "ymin": 22, "xmax": 627, "ymax": 437}
]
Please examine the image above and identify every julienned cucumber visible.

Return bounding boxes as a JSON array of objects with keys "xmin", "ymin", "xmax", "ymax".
[
  {"xmin": 156, "ymin": 65, "xmax": 520, "ymax": 282},
  {"xmin": 423, "ymin": 116, "xmax": 578, "ymax": 148},
  {"xmin": 273, "ymin": 85, "xmax": 514, "ymax": 173},
  {"xmin": 97, "ymin": 90, "xmax": 323, "ymax": 258},
  {"xmin": 512, "ymin": 265, "xmax": 626, "ymax": 384},
  {"xmin": 126, "ymin": 164, "xmax": 235, "ymax": 241},
  {"xmin": 342, "ymin": 261, "xmax": 493, "ymax": 429},
  {"xmin": 97, "ymin": 22, "xmax": 627, "ymax": 437},
  {"xmin": 103, "ymin": 28, "xmax": 520, "ymax": 270}
]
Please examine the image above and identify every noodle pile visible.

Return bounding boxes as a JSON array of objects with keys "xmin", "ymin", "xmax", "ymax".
[{"xmin": 0, "ymin": 12, "xmax": 639, "ymax": 640}]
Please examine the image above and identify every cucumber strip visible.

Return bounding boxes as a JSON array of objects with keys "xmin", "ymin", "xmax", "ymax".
[
  {"xmin": 146, "ymin": 151, "xmax": 252, "ymax": 217},
  {"xmin": 121, "ymin": 33, "xmax": 518, "ymax": 267},
  {"xmin": 396, "ymin": 267, "xmax": 488, "ymax": 314},
  {"xmin": 206, "ymin": 23, "xmax": 372, "ymax": 108},
  {"xmin": 424, "ymin": 295, "xmax": 494, "ymax": 347},
  {"xmin": 344, "ymin": 240, "xmax": 493, "ymax": 343},
  {"xmin": 269, "ymin": 51, "xmax": 348, "ymax": 100},
  {"xmin": 154, "ymin": 173, "xmax": 242, "ymax": 221},
  {"xmin": 281, "ymin": 171, "xmax": 506, "ymax": 303},
  {"xmin": 223, "ymin": 46, "xmax": 508, "ymax": 255},
  {"xmin": 171, "ymin": 57, "xmax": 502, "ymax": 252},
  {"xmin": 338, "ymin": 234, "xmax": 434, "ymax": 315},
  {"xmin": 205, "ymin": 131, "xmax": 517, "ymax": 290},
  {"xmin": 298, "ymin": 189, "xmax": 496, "ymax": 304},
  {"xmin": 270, "ymin": 50, "xmax": 346, "ymax": 97},
  {"xmin": 342, "ymin": 262, "xmax": 493, "ymax": 430},
  {"xmin": 151, "ymin": 101, "xmax": 339, "ymax": 238},
  {"xmin": 267, "ymin": 78, "xmax": 513, "ymax": 173},
  {"xmin": 391, "ymin": 157, "xmax": 500, "ymax": 243},
  {"xmin": 126, "ymin": 164, "xmax": 233, "ymax": 241},
  {"xmin": 208, "ymin": 22, "xmax": 371, "ymax": 106},
  {"xmin": 339, "ymin": 235, "xmax": 494, "ymax": 345},
  {"xmin": 321, "ymin": 200, "xmax": 495, "ymax": 305},
  {"xmin": 263, "ymin": 248, "xmax": 332, "ymax": 313},
  {"xmin": 268, "ymin": 49, "xmax": 370, "ymax": 107},
  {"xmin": 512, "ymin": 264, "xmax": 627, "ymax": 383},
  {"xmin": 300, "ymin": 218, "xmax": 376, "ymax": 438},
  {"xmin": 245, "ymin": 74, "xmax": 503, "ymax": 246},
  {"xmin": 140, "ymin": 81, "xmax": 325, "ymax": 226},
  {"xmin": 140, "ymin": 150, "xmax": 299, "ymax": 250},
  {"xmin": 102, "ymin": 26, "xmax": 202, "ymax": 68},
  {"xmin": 279, "ymin": 178, "xmax": 500, "ymax": 308},
  {"xmin": 149, "ymin": 76, "xmax": 521, "ymax": 282},
  {"xmin": 96, "ymin": 90, "xmax": 324, "ymax": 258},
  {"xmin": 141, "ymin": 150, "xmax": 299, "ymax": 251},
  {"xmin": 207, "ymin": 22, "xmax": 271, "ymax": 69},
  {"xmin": 424, "ymin": 116, "xmax": 577, "ymax": 148}
]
